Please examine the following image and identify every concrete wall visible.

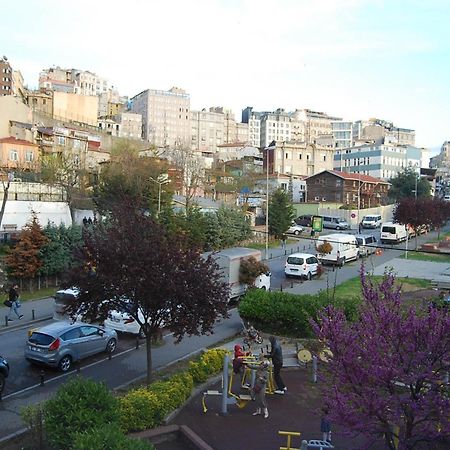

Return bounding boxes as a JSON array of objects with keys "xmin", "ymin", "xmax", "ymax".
[
  {"xmin": 53, "ymin": 91, "xmax": 99, "ymax": 126},
  {"xmin": 0, "ymin": 96, "xmax": 32, "ymax": 137},
  {"xmin": 318, "ymin": 204, "xmax": 395, "ymax": 228},
  {"xmin": 2, "ymin": 200, "xmax": 72, "ymax": 230}
]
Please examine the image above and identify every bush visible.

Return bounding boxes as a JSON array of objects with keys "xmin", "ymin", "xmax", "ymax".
[
  {"xmin": 188, "ymin": 348, "xmax": 227, "ymax": 384},
  {"xmin": 238, "ymin": 289, "xmax": 361, "ymax": 337},
  {"xmin": 120, "ymin": 388, "xmax": 161, "ymax": 432},
  {"xmin": 44, "ymin": 377, "xmax": 119, "ymax": 449},
  {"xmin": 73, "ymin": 424, "xmax": 154, "ymax": 450}
]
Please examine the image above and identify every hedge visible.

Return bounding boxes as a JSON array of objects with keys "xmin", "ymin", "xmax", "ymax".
[
  {"xmin": 238, "ymin": 289, "xmax": 361, "ymax": 337},
  {"xmin": 120, "ymin": 348, "xmax": 227, "ymax": 432}
]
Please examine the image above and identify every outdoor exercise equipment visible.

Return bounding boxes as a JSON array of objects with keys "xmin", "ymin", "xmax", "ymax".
[{"xmin": 202, "ymin": 352, "xmax": 275, "ymax": 414}]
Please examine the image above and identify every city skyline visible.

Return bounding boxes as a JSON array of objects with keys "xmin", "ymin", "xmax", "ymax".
[{"xmin": 3, "ymin": 0, "xmax": 449, "ymax": 154}]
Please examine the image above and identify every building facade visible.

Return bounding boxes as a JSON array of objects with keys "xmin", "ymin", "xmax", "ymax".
[
  {"xmin": 306, "ymin": 170, "xmax": 390, "ymax": 206},
  {"xmin": 191, "ymin": 109, "xmax": 224, "ymax": 154},
  {"xmin": 0, "ymin": 58, "xmax": 13, "ymax": 96},
  {"xmin": 0, "ymin": 137, "xmax": 39, "ymax": 171},
  {"xmin": 130, "ymin": 87, "xmax": 191, "ymax": 147},
  {"xmin": 333, "ymin": 143, "xmax": 423, "ymax": 180}
]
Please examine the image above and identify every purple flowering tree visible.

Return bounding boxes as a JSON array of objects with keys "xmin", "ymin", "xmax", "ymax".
[{"xmin": 313, "ymin": 268, "xmax": 450, "ymax": 449}]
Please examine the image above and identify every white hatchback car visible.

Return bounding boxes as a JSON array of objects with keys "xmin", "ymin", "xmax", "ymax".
[
  {"xmin": 286, "ymin": 224, "xmax": 304, "ymax": 236},
  {"xmin": 284, "ymin": 253, "xmax": 319, "ymax": 280},
  {"xmin": 104, "ymin": 304, "xmax": 146, "ymax": 337}
]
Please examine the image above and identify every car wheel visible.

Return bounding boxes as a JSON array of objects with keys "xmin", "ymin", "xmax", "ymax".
[
  {"xmin": 307, "ymin": 272, "xmax": 312, "ymax": 281},
  {"xmin": 58, "ymin": 355, "xmax": 72, "ymax": 372},
  {"xmin": 340, "ymin": 257, "xmax": 346, "ymax": 267},
  {"xmin": 106, "ymin": 338, "xmax": 117, "ymax": 354},
  {"xmin": 294, "ymin": 230, "xmax": 300, "ymax": 235},
  {"xmin": 0, "ymin": 373, "xmax": 5, "ymax": 393}
]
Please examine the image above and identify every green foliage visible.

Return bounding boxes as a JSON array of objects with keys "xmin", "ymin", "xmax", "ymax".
[
  {"xmin": 39, "ymin": 223, "xmax": 83, "ymax": 276},
  {"xmin": 44, "ymin": 377, "xmax": 119, "ymax": 449},
  {"xmin": 238, "ymin": 289, "xmax": 361, "ymax": 337},
  {"xmin": 21, "ymin": 403, "xmax": 45, "ymax": 447},
  {"xmin": 73, "ymin": 424, "xmax": 154, "ymax": 450},
  {"xmin": 239, "ymin": 256, "xmax": 269, "ymax": 285},
  {"xmin": 388, "ymin": 167, "xmax": 431, "ymax": 201},
  {"xmin": 120, "ymin": 349, "xmax": 225, "ymax": 432},
  {"xmin": 268, "ymin": 188, "xmax": 295, "ymax": 239},
  {"xmin": 212, "ymin": 207, "xmax": 252, "ymax": 249}
]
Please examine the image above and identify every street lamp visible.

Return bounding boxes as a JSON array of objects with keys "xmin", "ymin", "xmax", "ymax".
[
  {"xmin": 264, "ymin": 141, "xmax": 276, "ymax": 259},
  {"xmin": 149, "ymin": 175, "xmax": 169, "ymax": 216}
]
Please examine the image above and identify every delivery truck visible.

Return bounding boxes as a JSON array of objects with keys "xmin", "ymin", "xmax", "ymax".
[{"xmin": 204, "ymin": 247, "xmax": 271, "ymax": 301}]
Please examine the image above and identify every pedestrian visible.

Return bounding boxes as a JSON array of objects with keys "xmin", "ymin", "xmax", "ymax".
[
  {"xmin": 248, "ymin": 357, "xmax": 270, "ymax": 418},
  {"xmin": 7, "ymin": 284, "xmax": 23, "ymax": 321},
  {"xmin": 280, "ymin": 234, "xmax": 287, "ymax": 250},
  {"xmin": 87, "ymin": 217, "xmax": 93, "ymax": 225},
  {"xmin": 82, "ymin": 216, "xmax": 88, "ymax": 226},
  {"xmin": 320, "ymin": 406, "xmax": 332, "ymax": 442},
  {"xmin": 233, "ymin": 344, "xmax": 251, "ymax": 387},
  {"xmin": 268, "ymin": 335, "xmax": 286, "ymax": 394},
  {"xmin": 358, "ymin": 221, "xmax": 362, "ymax": 233}
]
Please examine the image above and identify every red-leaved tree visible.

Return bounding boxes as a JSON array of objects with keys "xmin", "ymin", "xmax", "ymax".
[
  {"xmin": 65, "ymin": 198, "xmax": 230, "ymax": 384},
  {"xmin": 313, "ymin": 267, "xmax": 449, "ymax": 449}
]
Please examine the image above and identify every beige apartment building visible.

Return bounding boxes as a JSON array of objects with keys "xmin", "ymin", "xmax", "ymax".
[
  {"xmin": 290, "ymin": 109, "xmax": 342, "ymax": 143},
  {"xmin": 130, "ymin": 87, "xmax": 190, "ymax": 147},
  {"xmin": 191, "ymin": 109, "xmax": 224, "ymax": 154},
  {"xmin": 269, "ymin": 141, "xmax": 335, "ymax": 177},
  {"xmin": 0, "ymin": 137, "xmax": 39, "ymax": 171}
]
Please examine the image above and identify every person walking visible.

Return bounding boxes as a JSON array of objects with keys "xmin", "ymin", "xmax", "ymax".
[
  {"xmin": 320, "ymin": 406, "xmax": 332, "ymax": 442},
  {"xmin": 280, "ymin": 234, "xmax": 287, "ymax": 250},
  {"xmin": 269, "ymin": 335, "xmax": 286, "ymax": 394},
  {"xmin": 248, "ymin": 357, "xmax": 270, "ymax": 419},
  {"xmin": 7, "ymin": 284, "xmax": 23, "ymax": 321}
]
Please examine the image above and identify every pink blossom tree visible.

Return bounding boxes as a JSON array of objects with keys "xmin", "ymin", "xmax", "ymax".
[{"xmin": 313, "ymin": 268, "xmax": 450, "ymax": 449}]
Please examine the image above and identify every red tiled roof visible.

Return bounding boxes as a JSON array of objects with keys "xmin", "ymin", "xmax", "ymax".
[
  {"xmin": 0, "ymin": 136, "xmax": 38, "ymax": 146},
  {"xmin": 328, "ymin": 170, "xmax": 390, "ymax": 184}
]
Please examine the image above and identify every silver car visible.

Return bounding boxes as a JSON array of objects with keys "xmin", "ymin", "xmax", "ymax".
[{"xmin": 25, "ymin": 322, "xmax": 118, "ymax": 372}]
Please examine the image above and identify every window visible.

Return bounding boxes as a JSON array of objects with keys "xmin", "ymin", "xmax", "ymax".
[
  {"xmin": 80, "ymin": 326, "xmax": 99, "ymax": 337},
  {"xmin": 25, "ymin": 151, "xmax": 34, "ymax": 162},
  {"xmin": 336, "ymin": 179, "xmax": 342, "ymax": 186},
  {"xmin": 322, "ymin": 154, "xmax": 326, "ymax": 162},
  {"xmin": 57, "ymin": 136, "xmax": 66, "ymax": 146},
  {"xmin": 298, "ymin": 154, "xmax": 302, "ymax": 160},
  {"xmin": 9, "ymin": 150, "xmax": 18, "ymax": 161},
  {"xmin": 61, "ymin": 328, "xmax": 82, "ymax": 341},
  {"xmin": 285, "ymin": 153, "xmax": 289, "ymax": 159}
]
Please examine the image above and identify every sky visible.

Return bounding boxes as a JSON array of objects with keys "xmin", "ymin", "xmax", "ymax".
[{"xmin": 3, "ymin": 0, "xmax": 450, "ymax": 154}]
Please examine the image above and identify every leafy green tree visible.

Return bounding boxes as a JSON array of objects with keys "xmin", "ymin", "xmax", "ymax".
[
  {"xmin": 213, "ymin": 207, "xmax": 252, "ymax": 248},
  {"xmin": 93, "ymin": 149, "xmax": 172, "ymax": 217},
  {"xmin": 388, "ymin": 167, "xmax": 431, "ymax": 201},
  {"xmin": 4, "ymin": 214, "xmax": 48, "ymax": 283},
  {"xmin": 268, "ymin": 188, "xmax": 295, "ymax": 239},
  {"xmin": 39, "ymin": 223, "xmax": 83, "ymax": 276}
]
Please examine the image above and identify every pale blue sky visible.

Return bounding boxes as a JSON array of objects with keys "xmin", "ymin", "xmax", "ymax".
[{"xmin": 3, "ymin": 0, "xmax": 449, "ymax": 153}]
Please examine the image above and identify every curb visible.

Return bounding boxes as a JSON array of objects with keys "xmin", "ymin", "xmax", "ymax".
[{"xmin": 0, "ymin": 316, "xmax": 52, "ymax": 335}]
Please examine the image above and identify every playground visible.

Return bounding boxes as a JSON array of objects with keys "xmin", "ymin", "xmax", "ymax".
[{"xmin": 166, "ymin": 348, "xmax": 375, "ymax": 450}]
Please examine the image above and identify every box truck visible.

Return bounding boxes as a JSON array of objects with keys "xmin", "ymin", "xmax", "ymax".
[{"xmin": 204, "ymin": 247, "xmax": 271, "ymax": 301}]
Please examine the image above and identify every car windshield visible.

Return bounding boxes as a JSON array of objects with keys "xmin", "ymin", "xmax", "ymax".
[
  {"xmin": 54, "ymin": 292, "xmax": 77, "ymax": 305},
  {"xmin": 287, "ymin": 256, "xmax": 304, "ymax": 265},
  {"xmin": 29, "ymin": 332, "xmax": 54, "ymax": 346},
  {"xmin": 382, "ymin": 227, "xmax": 396, "ymax": 234},
  {"xmin": 365, "ymin": 217, "xmax": 376, "ymax": 222}
]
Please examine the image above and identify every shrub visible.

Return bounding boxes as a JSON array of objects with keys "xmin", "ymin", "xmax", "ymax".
[
  {"xmin": 188, "ymin": 348, "xmax": 227, "ymax": 384},
  {"xmin": 238, "ymin": 289, "xmax": 361, "ymax": 337},
  {"xmin": 239, "ymin": 256, "xmax": 269, "ymax": 285},
  {"xmin": 120, "ymin": 388, "xmax": 161, "ymax": 432},
  {"xmin": 44, "ymin": 377, "xmax": 119, "ymax": 449},
  {"xmin": 73, "ymin": 424, "xmax": 154, "ymax": 450}
]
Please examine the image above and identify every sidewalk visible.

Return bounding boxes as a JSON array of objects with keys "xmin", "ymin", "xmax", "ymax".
[{"xmin": 0, "ymin": 296, "xmax": 55, "ymax": 334}]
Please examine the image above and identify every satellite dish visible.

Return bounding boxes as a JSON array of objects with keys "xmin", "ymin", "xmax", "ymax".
[{"xmin": 3, "ymin": 56, "xmax": 8, "ymax": 61}]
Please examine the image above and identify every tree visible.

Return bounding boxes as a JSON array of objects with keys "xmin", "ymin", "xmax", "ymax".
[
  {"xmin": 94, "ymin": 150, "xmax": 171, "ymax": 217},
  {"xmin": 388, "ymin": 168, "xmax": 431, "ymax": 202},
  {"xmin": 41, "ymin": 153, "xmax": 87, "ymax": 223},
  {"xmin": 64, "ymin": 200, "xmax": 230, "ymax": 385},
  {"xmin": 4, "ymin": 214, "xmax": 48, "ymax": 286},
  {"xmin": 39, "ymin": 223, "xmax": 83, "ymax": 278},
  {"xmin": 0, "ymin": 171, "xmax": 14, "ymax": 230},
  {"xmin": 313, "ymin": 268, "xmax": 450, "ymax": 449},
  {"xmin": 239, "ymin": 256, "xmax": 269, "ymax": 286},
  {"xmin": 268, "ymin": 188, "xmax": 295, "ymax": 239}
]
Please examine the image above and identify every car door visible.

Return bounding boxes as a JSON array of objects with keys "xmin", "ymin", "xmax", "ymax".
[
  {"xmin": 79, "ymin": 325, "xmax": 106, "ymax": 358},
  {"xmin": 60, "ymin": 327, "xmax": 84, "ymax": 361},
  {"xmin": 306, "ymin": 256, "xmax": 319, "ymax": 275}
]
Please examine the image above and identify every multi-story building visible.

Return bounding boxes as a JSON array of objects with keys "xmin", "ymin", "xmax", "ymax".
[
  {"xmin": 0, "ymin": 57, "xmax": 13, "ymax": 96},
  {"xmin": 52, "ymin": 91, "xmax": 99, "ymax": 126},
  {"xmin": 267, "ymin": 141, "xmax": 335, "ymax": 177},
  {"xmin": 333, "ymin": 143, "xmax": 423, "ymax": 180},
  {"xmin": 98, "ymin": 112, "xmax": 142, "ymax": 139},
  {"xmin": 306, "ymin": 170, "xmax": 390, "ymax": 206},
  {"xmin": 359, "ymin": 118, "xmax": 415, "ymax": 146},
  {"xmin": 430, "ymin": 141, "xmax": 450, "ymax": 169},
  {"xmin": 0, "ymin": 136, "xmax": 39, "ymax": 171},
  {"xmin": 290, "ymin": 109, "xmax": 342, "ymax": 144},
  {"xmin": 130, "ymin": 87, "xmax": 190, "ymax": 147},
  {"xmin": 73, "ymin": 70, "xmax": 108, "ymax": 96},
  {"xmin": 242, "ymin": 107, "xmax": 262, "ymax": 148},
  {"xmin": 191, "ymin": 108, "xmax": 224, "ymax": 154},
  {"xmin": 331, "ymin": 121, "xmax": 363, "ymax": 148},
  {"xmin": 260, "ymin": 109, "xmax": 292, "ymax": 148},
  {"xmin": 28, "ymin": 90, "xmax": 53, "ymax": 116}
]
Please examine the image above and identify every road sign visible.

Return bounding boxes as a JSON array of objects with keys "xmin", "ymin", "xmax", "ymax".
[
  {"xmin": 312, "ymin": 216, "xmax": 323, "ymax": 232},
  {"xmin": 351, "ymin": 213, "xmax": 356, "ymax": 218}
]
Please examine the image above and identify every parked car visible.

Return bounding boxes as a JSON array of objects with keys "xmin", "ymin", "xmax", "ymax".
[
  {"xmin": 104, "ymin": 303, "xmax": 146, "ymax": 337},
  {"xmin": 294, "ymin": 215, "xmax": 313, "ymax": 227},
  {"xmin": 25, "ymin": 322, "xmax": 118, "ymax": 372},
  {"xmin": 355, "ymin": 234, "xmax": 378, "ymax": 257},
  {"xmin": 322, "ymin": 216, "xmax": 350, "ymax": 230},
  {"xmin": 316, "ymin": 233, "xmax": 359, "ymax": 265},
  {"xmin": 286, "ymin": 224, "xmax": 304, "ymax": 235},
  {"xmin": 0, "ymin": 355, "xmax": 9, "ymax": 393},
  {"xmin": 380, "ymin": 222, "xmax": 408, "ymax": 244},
  {"xmin": 361, "ymin": 215, "xmax": 382, "ymax": 229},
  {"xmin": 284, "ymin": 253, "xmax": 319, "ymax": 280}
]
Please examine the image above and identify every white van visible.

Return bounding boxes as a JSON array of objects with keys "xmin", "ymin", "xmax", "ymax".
[
  {"xmin": 380, "ymin": 222, "xmax": 408, "ymax": 244},
  {"xmin": 316, "ymin": 233, "xmax": 359, "ymax": 266},
  {"xmin": 355, "ymin": 234, "xmax": 378, "ymax": 257},
  {"xmin": 361, "ymin": 215, "xmax": 382, "ymax": 229}
]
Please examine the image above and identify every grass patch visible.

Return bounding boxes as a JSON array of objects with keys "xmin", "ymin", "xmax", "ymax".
[
  {"xmin": 330, "ymin": 275, "xmax": 430, "ymax": 298},
  {"xmin": 400, "ymin": 252, "xmax": 450, "ymax": 263},
  {"xmin": 10, "ymin": 286, "xmax": 57, "ymax": 303},
  {"xmin": 246, "ymin": 239, "xmax": 283, "ymax": 250}
]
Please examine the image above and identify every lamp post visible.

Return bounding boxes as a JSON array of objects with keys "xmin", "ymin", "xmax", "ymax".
[
  {"xmin": 264, "ymin": 141, "xmax": 276, "ymax": 259},
  {"xmin": 149, "ymin": 175, "xmax": 169, "ymax": 216}
]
